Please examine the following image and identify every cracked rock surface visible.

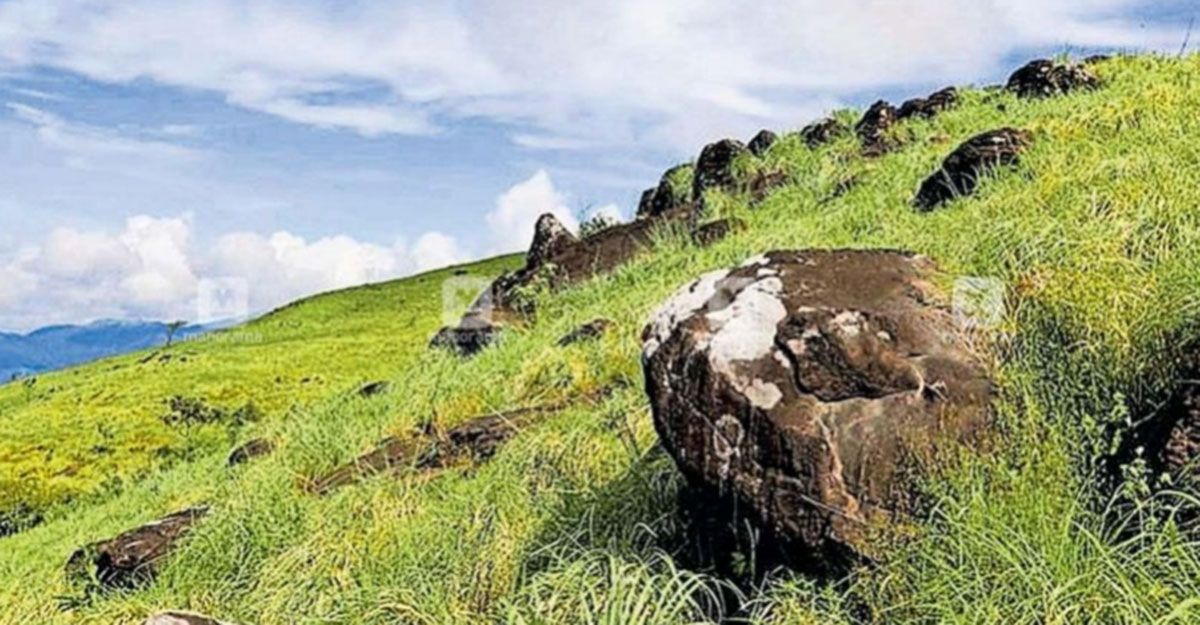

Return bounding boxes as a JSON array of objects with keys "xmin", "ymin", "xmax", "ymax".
[{"xmin": 641, "ymin": 250, "xmax": 991, "ymax": 567}]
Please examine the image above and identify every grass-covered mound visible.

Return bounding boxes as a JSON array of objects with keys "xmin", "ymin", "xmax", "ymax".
[{"xmin": 2, "ymin": 53, "xmax": 1200, "ymax": 623}]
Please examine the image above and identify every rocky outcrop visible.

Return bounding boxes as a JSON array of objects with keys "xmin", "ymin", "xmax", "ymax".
[
  {"xmin": 308, "ymin": 387, "xmax": 614, "ymax": 494},
  {"xmin": 914, "ymin": 128, "xmax": 1031, "ymax": 211},
  {"xmin": 637, "ymin": 164, "xmax": 692, "ymax": 220},
  {"xmin": 1006, "ymin": 59, "xmax": 1099, "ymax": 99},
  {"xmin": 144, "ymin": 612, "xmax": 236, "ymax": 625},
  {"xmin": 66, "ymin": 507, "xmax": 209, "ymax": 590},
  {"xmin": 558, "ymin": 319, "xmax": 615, "ymax": 347},
  {"xmin": 642, "ymin": 250, "xmax": 991, "ymax": 570},
  {"xmin": 693, "ymin": 139, "xmax": 750, "ymax": 198},
  {"xmin": 801, "ymin": 118, "xmax": 847, "ymax": 148},
  {"xmin": 898, "ymin": 87, "xmax": 959, "ymax": 120},
  {"xmin": 747, "ymin": 170, "xmax": 789, "ymax": 206},
  {"xmin": 854, "ymin": 100, "xmax": 898, "ymax": 156},
  {"xmin": 227, "ymin": 438, "xmax": 274, "ymax": 466},
  {"xmin": 748, "ymin": 130, "xmax": 778, "ymax": 157},
  {"xmin": 1120, "ymin": 351, "xmax": 1200, "ymax": 488}
]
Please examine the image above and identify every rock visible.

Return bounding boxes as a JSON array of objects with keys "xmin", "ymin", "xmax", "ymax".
[
  {"xmin": 430, "ymin": 314, "xmax": 499, "ymax": 357},
  {"xmin": 914, "ymin": 128, "xmax": 1032, "ymax": 211},
  {"xmin": 309, "ymin": 387, "xmax": 615, "ymax": 494},
  {"xmin": 691, "ymin": 218, "xmax": 743, "ymax": 248},
  {"xmin": 527, "ymin": 214, "xmax": 579, "ymax": 270},
  {"xmin": 747, "ymin": 130, "xmax": 778, "ymax": 157},
  {"xmin": 1083, "ymin": 54, "xmax": 1112, "ymax": 66},
  {"xmin": 558, "ymin": 319, "xmax": 615, "ymax": 347},
  {"xmin": 1120, "ymin": 351, "xmax": 1200, "ymax": 487},
  {"xmin": 359, "ymin": 380, "xmax": 390, "ymax": 397},
  {"xmin": 747, "ymin": 171, "xmax": 789, "ymax": 206},
  {"xmin": 1006, "ymin": 59, "xmax": 1099, "ymax": 98},
  {"xmin": 144, "ymin": 612, "xmax": 235, "ymax": 625},
  {"xmin": 801, "ymin": 118, "xmax": 847, "ymax": 148},
  {"xmin": 66, "ymin": 507, "xmax": 209, "ymax": 590},
  {"xmin": 897, "ymin": 87, "xmax": 959, "ymax": 120},
  {"xmin": 637, "ymin": 164, "xmax": 692, "ymax": 220},
  {"xmin": 854, "ymin": 100, "xmax": 898, "ymax": 156},
  {"xmin": 226, "ymin": 438, "xmax": 274, "ymax": 466},
  {"xmin": 642, "ymin": 250, "xmax": 991, "ymax": 570},
  {"xmin": 693, "ymin": 139, "xmax": 749, "ymax": 198}
]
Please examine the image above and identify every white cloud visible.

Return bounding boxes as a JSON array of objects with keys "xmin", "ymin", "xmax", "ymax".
[
  {"xmin": 485, "ymin": 170, "xmax": 579, "ymax": 254},
  {"xmin": 0, "ymin": 1, "xmax": 1182, "ymax": 150},
  {"xmin": 6, "ymin": 101, "xmax": 201, "ymax": 165},
  {"xmin": 586, "ymin": 203, "xmax": 624, "ymax": 224},
  {"xmin": 0, "ymin": 213, "xmax": 476, "ymax": 331}
]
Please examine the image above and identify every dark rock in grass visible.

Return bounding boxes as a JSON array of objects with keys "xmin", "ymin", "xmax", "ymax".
[
  {"xmin": 914, "ymin": 128, "xmax": 1032, "ymax": 211},
  {"xmin": 308, "ymin": 388, "xmax": 613, "ymax": 494},
  {"xmin": 1006, "ymin": 59, "xmax": 1099, "ymax": 99},
  {"xmin": 66, "ymin": 507, "xmax": 209, "ymax": 590},
  {"xmin": 897, "ymin": 87, "xmax": 959, "ymax": 120},
  {"xmin": 558, "ymin": 319, "xmax": 615, "ymax": 347},
  {"xmin": 855, "ymin": 100, "xmax": 899, "ymax": 156},
  {"xmin": 637, "ymin": 164, "xmax": 692, "ymax": 220},
  {"xmin": 527, "ymin": 213, "xmax": 579, "ymax": 270},
  {"xmin": 359, "ymin": 380, "xmax": 390, "ymax": 397},
  {"xmin": 693, "ymin": 139, "xmax": 749, "ymax": 199},
  {"xmin": 1083, "ymin": 54, "xmax": 1112, "ymax": 66},
  {"xmin": 747, "ymin": 129, "xmax": 778, "ymax": 157},
  {"xmin": 1120, "ymin": 351, "xmax": 1200, "ymax": 488},
  {"xmin": 747, "ymin": 170, "xmax": 789, "ymax": 206},
  {"xmin": 226, "ymin": 438, "xmax": 275, "ymax": 466},
  {"xmin": 430, "ymin": 315, "xmax": 500, "ymax": 357},
  {"xmin": 642, "ymin": 250, "xmax": 991, "ymax": 571},
  {"xmin": 801, "ymin": 118, "xmax": 848, "ymax": 148},
  {"xmin": 145, "ymin": 612, "xmax": 237, "ymax": 625},
  {"xmin": 0, "ymin": 503, "xmax": 43, "ymax": 537},
  {"xmin": 691, "ymin": 218, "xmax": 744, "ymax": 248}
]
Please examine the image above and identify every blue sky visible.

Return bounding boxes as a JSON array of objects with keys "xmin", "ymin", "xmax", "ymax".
[{"xmin": 0, "ymin": 0, "xmax": 1193, "ymax": 331}]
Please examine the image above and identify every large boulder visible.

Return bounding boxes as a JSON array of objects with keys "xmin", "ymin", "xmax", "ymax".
[
  {"xmin": 914, "ymin": 128, "xmax": 1031, "ymax": 211},
  {"xmin": 897, "ymin": 87, "xmax": 959, "ymax": 120},
  {"xmin": 66, "ymin": 507, "xmax": 209, "ymax": 590},
  {"xmin": 1006, "ymin": 59, "xmax": 1099, "ymax": 99},
  {"xmin": 747, "ymin": 130, "xmax": 779, "ymax": 157},
  {"xmin": 693, "ymin": 139, "xmax": 749, "ymax": 198},
  {"xmin": 642, "ymin": 250, "xmax": 991, "ymax": 569},
  {"xmin": 637, "ymin": 164, "xmax": 693, "ymax": 220},
  {"xmin": 854, "ymin": 100, "xmax": 898, "ymax": 156},
  {"xmin": 1120, "ymin": 350, "xmax": 1200, "ymax": 488},
  {"xmin": 226, "ymin": 437, "xmax": 274, "ymax": 466},
  {"xmin": 801, "ymin": 118, "xmax": 847, "ymax": 148}
]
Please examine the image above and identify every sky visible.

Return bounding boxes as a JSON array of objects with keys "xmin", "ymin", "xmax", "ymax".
[{"xmin": 0, "ymin": 0, "xmax": 1194, "ymax": 332}]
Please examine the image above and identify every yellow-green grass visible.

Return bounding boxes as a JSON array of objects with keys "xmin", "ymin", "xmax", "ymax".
[
  {"xmin": 3, "ymin": 54, "xmax": 1200, "ymax": 623},
  {"xmin": 0, "ymin": 255, "xmax": 522, "ymax": 526}
]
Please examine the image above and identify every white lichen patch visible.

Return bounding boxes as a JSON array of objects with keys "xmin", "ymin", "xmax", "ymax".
[
  {"xmin": 832, "ymin": 310, "xmax": 865, "ymax": 338},
  {"xmin": 740, "ymin": 254, "xmax": 771, "ymax": 267},
  {"xmin": 642, "ymin": 269, "xmax": 730, "ymax": 359},
  {"xmin": 712, "ymin": 414, "xmax": 744, "ymax": 481},
  {"xmin": 744, "ymin": 378, "xmax": 783, "ymax": 409}
]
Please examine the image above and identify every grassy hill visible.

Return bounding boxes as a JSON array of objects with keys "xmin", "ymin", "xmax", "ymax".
[{"xmin": 3, "ymin": 53, "xmax": 1200, "ymax": 623}]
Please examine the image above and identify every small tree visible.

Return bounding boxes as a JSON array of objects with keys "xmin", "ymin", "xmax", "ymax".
[{"xmin": 165, "ymin": 320, "xmax": 187, "ymax": 347}]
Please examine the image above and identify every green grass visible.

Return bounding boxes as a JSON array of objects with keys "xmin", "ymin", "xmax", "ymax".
[{"xmin": 4, "ymin": 54, "xmax": 1200, "ymax": 623}]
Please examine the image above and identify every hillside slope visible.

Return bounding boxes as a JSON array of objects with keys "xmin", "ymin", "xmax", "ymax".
[{"xmin": 3, "ymin": 54, "xmax": 1200, "ymax": 624}]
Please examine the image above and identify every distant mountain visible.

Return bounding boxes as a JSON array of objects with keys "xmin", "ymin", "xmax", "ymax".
[{"xmin": 0, "ymin": 319, "xmax": 227, "ymax": 382}]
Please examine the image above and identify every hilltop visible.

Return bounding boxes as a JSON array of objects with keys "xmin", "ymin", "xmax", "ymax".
[{"xmin": 3, "ymin": 53, "xmax": 1200, "ymax": 624}]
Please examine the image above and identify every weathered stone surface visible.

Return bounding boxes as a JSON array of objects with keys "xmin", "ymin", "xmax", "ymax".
[
  {"xmin": 1121, "ymin": 351, "xmax": 1200, "ymax": 487},
  {"xmin": 855, "ymin": 100, "xmax": 898, "ymax": 156},
  {"xmin": 66, "ymin": 507, "xmax": 209, "ymax": 590},
  {"xmin": 693, "ymin": 139, "xmax": 749, "ymax": 198},
  {"xmin": 642, "ymin": 250, "xmax": 991, "ymax": 569},
  {"xmin": 897, "ymin": 87, "xmax": 959, "ymax": 120},
  {"xmin": 227, "ymin": 438, "xmax": 274, "ymax": 466},
  {"xmin": 914, "ymin": 128, "xmax": 1031, "ymax": 211},
  {"xmin": 1006, "ymin": 59, "xmax": 1099, "ymax": 99},
  {"xmin": 747, "ymin": 130, "xmax": 778, "ymax": 157},
  {"xmin": 144, "ymin": 612, "xmax": 235, "ymax": 625},
  {"xmin": 558, "ymin": 319, "xmax": 615, "ymax": 347},
  {"xmin": 801, "ymin": 118, "xmax": 847, "ymax": 148},
  {"xmin": 637, "ymin": 164, "xmax": 692, "ymax": 220}
]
